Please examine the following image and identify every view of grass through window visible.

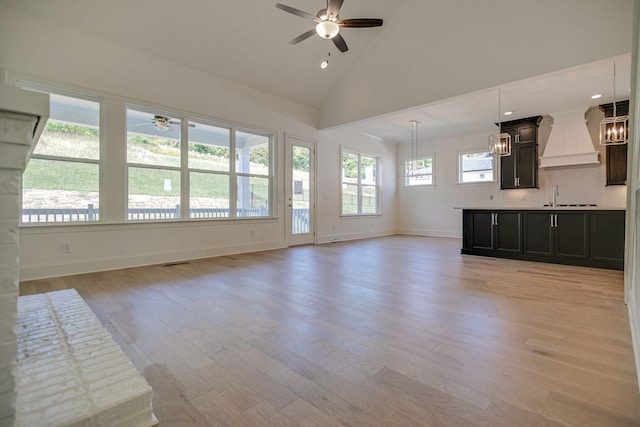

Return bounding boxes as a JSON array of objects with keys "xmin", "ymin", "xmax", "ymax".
[
  {"xmin": 342, "ymin": 151, "xmax": 378, "ymax": 215},
  {"xmin": 22, "ymin": 92, "xmax": 100, "ymax": 223}
]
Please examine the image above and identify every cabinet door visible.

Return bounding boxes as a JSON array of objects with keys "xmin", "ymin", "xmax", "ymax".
[
  {"xmin": 590, "ymin": 211, "xmax": 625, "ymax": 265},
  {"xmin": 499, "ymin": 129, "xmax": 517, "ymax": 189},
  {"xmin": 470, "ymin": 211, "xmax": 494, "ymax": 253},
  {"xmin": 517, "ymin": 125, "xmax": 536, "ymax": 144},
  {"xmin": 606, "ymin": 144, "xmax": 627, "ymax": 185},
  {"xmin": 524, "ymin": 212, "xmax": 553, "ymax": 256},
  {"xmin": 516, "ymin": 143, "xmax": 537, "ymax": 188},
  {"xmin": 555, "ymin": 212, "xmax": 588, "ymax": 260},
  {"xmin": 494, "ymin": 211, "xmax": 522, "ymax": 254}
]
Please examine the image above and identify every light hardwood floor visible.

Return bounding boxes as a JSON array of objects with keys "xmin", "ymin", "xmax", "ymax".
[{"xmin": 20, "ymin": 236, "xmax": 640, "ymax": 426}]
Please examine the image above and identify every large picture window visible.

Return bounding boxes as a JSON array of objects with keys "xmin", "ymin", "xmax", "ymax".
[
  {"xmin": 126, "ymin": 107, "xmax": 273, "ymax": 221},
  {"xmin": 458, "ymin": 150, "xmax": 495, "ymax": 183},
  {"xmin": 341, "ymin": 150, "xmax": 379, "ymax": 215},
  {"xmin": 21, "ymin": 90, "xmax": 101, "ymax": 223}
]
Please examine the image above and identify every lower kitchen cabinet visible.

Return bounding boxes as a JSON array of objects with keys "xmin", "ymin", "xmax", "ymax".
[
  {"xmin": 591, "ymin": 211, "xmax": 625, "ymax": 269},
  {"xmin": 523, "ymin": 211, "xmax": 588, "ymax": 260},
  {"xmin": 462, "ymin": 210, "xmax": 521, "ymax": 256},
  {"xmin": 461, "ymin": 209, "xmax": 624, "ymax": 270}
]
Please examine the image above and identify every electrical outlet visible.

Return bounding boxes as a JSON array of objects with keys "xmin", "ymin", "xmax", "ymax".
[
  {"xmin": 249, "ymin": 230, "xmax": 255, "ymax": 238},
  {"xmin": 489, "ymin": 195, "xmax": 494, "ymax": 200},
  {"xmin": 61, "ymin": 242, "xmax": 71, "ymax": 254},
  {"xmin": 521, "ymin": 195, "xmax": 527, "ymax": 201}
]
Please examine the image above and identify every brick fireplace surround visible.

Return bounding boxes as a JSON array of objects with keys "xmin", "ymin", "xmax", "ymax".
[{"xmin": 0, "ymin": 85, "xmax": 155, "ymax": 426}]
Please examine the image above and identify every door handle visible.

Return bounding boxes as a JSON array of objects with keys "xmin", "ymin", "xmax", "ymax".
[
  {"xmin": 554, "ymin": 214, "xmax": 558, "ymax": 228},
  {"xmin": 493, "ymin": 213, "xmax": 498, "ymax": 226}
]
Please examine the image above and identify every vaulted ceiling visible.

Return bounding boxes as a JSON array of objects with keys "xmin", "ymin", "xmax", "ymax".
[{"xmin": 0, "ymin": 0, "xmax": 633, "ymax": 142}]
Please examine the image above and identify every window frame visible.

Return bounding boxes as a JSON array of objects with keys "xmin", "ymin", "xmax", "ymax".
[
  {"xmin": 404, "ymin": 155, "xmax": 435, "ymax": 187},
  {"xmin": 340, "ymin": 148, "xmax": 381, "ymax": 216},
  {"xmin": 17, "ymin": 82, "xmax": 104, "ymax": 225},
  {"xmin": 126, "ymin": 105, "xmax": 275, "ymax": 222},
  {"xmin": 457, "ymin": 149, "xmax": 497, "ymax": 184}
]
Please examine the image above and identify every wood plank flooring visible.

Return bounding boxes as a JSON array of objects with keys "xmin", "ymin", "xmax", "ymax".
[{"xmin": 20, "ymin": 236, "xmax": 640, "ymax": 426}]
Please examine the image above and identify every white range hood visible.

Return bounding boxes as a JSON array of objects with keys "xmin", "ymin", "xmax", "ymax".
[{"xmin": 539, "ymin": 109, "xmax": 600, "ymax": 168}]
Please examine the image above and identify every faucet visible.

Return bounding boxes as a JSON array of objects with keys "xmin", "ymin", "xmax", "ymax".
[{"xmin": 552, "ymin": 185, "xmax": 559, "ymax": 208}]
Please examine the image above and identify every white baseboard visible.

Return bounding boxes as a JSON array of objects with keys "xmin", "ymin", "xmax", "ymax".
[
  {"xmin": 628, "ymin": 287, "xmax": 640, "ymax": 394},
  {"xmin": 19, "ymin": 240, "xmax": 286, "ymax": 281},
  {"xmin": 316, "ymin": 229, "xmax": 396, "ymax": 244},
  {"xmin": 396, "ymin": 228, "xmax": 461, "ymax": 239}
]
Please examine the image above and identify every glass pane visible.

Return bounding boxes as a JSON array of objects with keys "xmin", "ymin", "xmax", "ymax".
[
  {"xmin": 361, "ymin": 155, "xmax": 377, "ymax": 184},
  {"xmin": 190, "ymin": 172, "xmax": 230, "ymax": 218},
  {"xmin": 405, "ymin": 157, "xmax": 433, "ymax": 186},
  {"xmin": 22, "ymin": 159, "xmax": 99, "ymax": 223},
  {"xmin": 362, "ymin": 185, "xmax": 378, "ymax": 214},
  {"xmin": 342, "ymin": 152, "xmax": 358, "ymax": 184},
  {"xmin": 128, "ymin": 167, "xmax": 181, "ymax": 220},
  {"xmin": 188, "ymin": 122, "xmax": 231, "ymax": 171},
  {"xmin": 127, "ymin": 109, "xmax": 181, "ymax": 167},
  {"xmin": 34, "ymin": 93, "xmax": 100, "ymax": 160},
  {"xmin": 292, "ymin": 145, "xmax": 310, "ymax": 235},
  {"xmin": 237, "ymin": 176, "xmax": 269, "ymax": 217},
  {"xmin": 460, "ymin": 152, "xmax": 493, "ymax": 183},
  {"xmin": 342, "ymin": 183, "xmax": 358, "ymax": 214},
  {"xmin": 236, "ymin": 131, "xmax": 270, "ymax": 175}
]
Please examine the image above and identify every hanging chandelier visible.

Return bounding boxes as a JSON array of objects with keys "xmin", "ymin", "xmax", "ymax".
[
  {"xmin": 600, "ymin": 61, "xmax": 629, "ymax": 145},
  {"xmin": 407, "ymin": 120, "xmax": 420, "ymax": 176},
  {"xmin": 488, "ymin": 88, "xmax": 511, "ymax": 157}
]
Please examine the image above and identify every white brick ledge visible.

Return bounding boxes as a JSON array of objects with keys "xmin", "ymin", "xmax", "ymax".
[{"xmin": 15, "ymin": 289, "xmax": 156, "ymax": 427}]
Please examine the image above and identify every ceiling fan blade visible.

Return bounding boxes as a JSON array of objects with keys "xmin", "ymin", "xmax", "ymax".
[
  {"xmin": 338, "ymin": 18, "xmax": 383, "ymax": 28},
  {"xmin": 289, "ymin": 29, "xmax": 316, "ymax": 45},
  {"xmin": 327, "ymin": 0, "xmax": 344, "ymax": 16},
  {"xmin": 275, "ymin": 3, "xmax": 316, "ymax": 20},
  {"xmin": 332, "ymin": 33, "xmax": 348, "ymax": 52}
]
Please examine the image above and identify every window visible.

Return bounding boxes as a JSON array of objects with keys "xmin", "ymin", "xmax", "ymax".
[
  {"xmin": 127, "ymin": 108, "xmax": 182, "ymax": 220},
  {"xmin": 404, "ymin": 157, "xmax": 433, "ymax": 186},
  {"xmin": 458, "ymin": 150, "xmax": 495, "ymax": 183},
  {"xmin": 21, "ymin": 89, "xmax": 101, "ymax": 224},
  {"xmin": 127, "ymin": 106, "xmax": 273, "ymax": 221},
  {"xmin": 341, "ymin": 150, "xmax": 379, "ymax": 215}
]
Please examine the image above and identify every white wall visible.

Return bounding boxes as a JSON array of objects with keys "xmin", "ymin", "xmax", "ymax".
[
  {"xmin": 320, "ymin": 0, "xmax": 634, "ymax": 129},
  {"xmin": 0, "ymin": 6, "xmax": 399, "ymax": 280},
  {"xmin": 397, "ymin": 109, "xmax": 627, "ymax": 238}
]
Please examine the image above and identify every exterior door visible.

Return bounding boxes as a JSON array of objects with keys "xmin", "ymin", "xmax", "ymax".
[{"xmin": 286, "ymin": 136, "xmax": 316, "ymax": 246}]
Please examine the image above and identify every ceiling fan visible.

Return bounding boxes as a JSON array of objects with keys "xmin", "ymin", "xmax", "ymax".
[
  {"xmin": 137, "ymin": 115, "xmax": 195, "ymax": 132},
  {"xmin": 275, "ymin": 0, "xmax": 383, "ymax": 53}
]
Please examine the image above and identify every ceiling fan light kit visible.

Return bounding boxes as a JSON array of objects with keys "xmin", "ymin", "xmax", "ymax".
[{"xmin": 275, "ymin": 1, "xmax": 383, "ymax": 54}]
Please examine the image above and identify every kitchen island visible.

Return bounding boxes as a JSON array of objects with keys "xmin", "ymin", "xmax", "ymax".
[{"xmin": 460, "ymin": 207, "xmax": 625, "ymax": 270}]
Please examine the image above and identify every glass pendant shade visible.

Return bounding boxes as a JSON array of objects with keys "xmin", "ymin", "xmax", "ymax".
[
  {"xmin": 489, "ymin": 132, "xmax": 512, "ymax": 156},
  {"xmin": 316, "ymin": 21, "xmax": 339, "ymax": 39},
  {"xmin": 599, "ymin": 115, "xmax": 629, "ymax": 145}
]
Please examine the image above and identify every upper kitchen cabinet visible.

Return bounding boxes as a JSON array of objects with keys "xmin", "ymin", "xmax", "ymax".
[
  {"xmin": 499, "ymin": 116, "xmax": 542, "ymax": 190},
  {"xmin": 599, "ymin": 100, "xmax": 629, "ymax": 186}
]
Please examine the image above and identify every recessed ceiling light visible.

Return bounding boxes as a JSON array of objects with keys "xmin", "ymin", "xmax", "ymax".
[
  {"xmin": 504, "ymin": 111, "xmax": 513, "ymax": 116},
  {"xmin": 592, "ymin": 94, "xmax": 602, "ymax": 99},
  {"xmin": 320, "ymin": 60, "xmax": 329, "ymax": 69}
]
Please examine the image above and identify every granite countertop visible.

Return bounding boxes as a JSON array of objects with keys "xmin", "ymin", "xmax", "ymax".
[{"xmin": 455, "ymin": 206, "xmax": 626, "ymax": 211}]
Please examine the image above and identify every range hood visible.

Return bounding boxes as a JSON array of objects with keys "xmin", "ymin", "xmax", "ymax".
[{"xmin": 539, "ymin": 109, "xmax": 600, "ymax": 168}]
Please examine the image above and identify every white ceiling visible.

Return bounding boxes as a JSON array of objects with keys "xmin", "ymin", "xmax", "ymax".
[{"xmin": 0, "ymin": 0, "xmax": 632, "ymax": 143}]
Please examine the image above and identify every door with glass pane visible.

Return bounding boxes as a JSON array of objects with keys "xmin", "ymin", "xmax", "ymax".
[{"xmin": 286, "ymin": 136, "xmax": 315, "ymax": 246}]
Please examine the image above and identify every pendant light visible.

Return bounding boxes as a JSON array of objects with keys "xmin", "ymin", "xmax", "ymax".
[
  {"xmin": 408, "ymin": 120, "xmax": 420, "ymax": 176},
  {"xmin": 600, "ymin": 61, "xmax": 629, "ymax": 145},
  {"xmin": 488, "ymin": 89, "xmax": 511, "ymax": 156}
]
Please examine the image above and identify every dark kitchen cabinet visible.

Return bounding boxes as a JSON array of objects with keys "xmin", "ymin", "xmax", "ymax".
[
  {"xmin": 462, "ymin": 210, "xmax": 522, "ymax": 256},
  {"xmin": 590, "ymin": 210, "xmax": 625, "ymax": 269},
  {"xmin": 461, "ymin": 209, "xmax": 624, "ymax": 270},
  {"xmin": 523, "ymin": 211, "xmax": 588, "ymax": 261},
  {"xmin": 600, "ymin": 101, "xmax": 629, "ymax": 186},
  {"xmin": 499, "ymin": 116, "xmax": 542, "ymax": 189}
]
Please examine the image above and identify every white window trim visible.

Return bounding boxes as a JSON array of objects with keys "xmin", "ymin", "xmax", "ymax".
[
  {"xmin": 457, "ymin": 149, "xmax": 497, "ymax": 185},
  {"xmin": 340, "ymin": 147, "xmax": 381, "ymax": 216},
  {"xmin": 403, "ymin": 154, "xmax": 435, "ymax": 187}
]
